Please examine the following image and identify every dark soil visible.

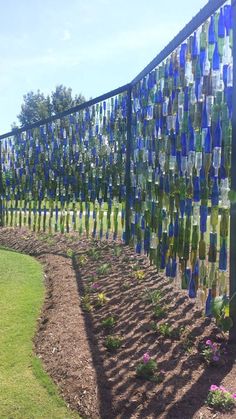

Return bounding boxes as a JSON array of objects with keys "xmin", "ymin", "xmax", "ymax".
[{"xmin": 0, "ymin": 227, "xmax": 236, "ymax": 419}]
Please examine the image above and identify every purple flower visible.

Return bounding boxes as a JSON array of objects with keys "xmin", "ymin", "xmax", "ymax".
[
  {"xmin": 91, "ymin": 282, "xmax": 100, "ymax": 289},
  {"xmin": 213, "ymin": 355, "xmax": 220, "ymax": 362},
  {"xmin": 143, "ymin": 353, "xmax": 150, "ymax": 364},
  {"xmin": 206, "ymin": 339, "xmax": 212, "ymax": 346},
  {"xmin": 232, "ymin": 393, "xmax": 236, "ymax": 399},
  {"xmin": 210, "ymin": 385, "xmax": 219, "ymax": 391}
]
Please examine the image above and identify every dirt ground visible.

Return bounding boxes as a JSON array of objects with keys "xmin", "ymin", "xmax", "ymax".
[{"xmin": 0, "ymin": 227, "xmax": 236, "ymax": 419}]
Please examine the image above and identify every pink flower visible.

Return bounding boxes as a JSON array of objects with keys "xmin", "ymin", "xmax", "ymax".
[
  {"xmin": 206, "ymin": 339, "xmax": 212, "ymax": 346},
  {"xmin": 219, "ymin": 386, "xmax": 227, "ymax": 393},
  {"xmin": 210, "ymin": 385, "xmax": 219, "ymax": 391},
  {"xmin": 232, "ymin": 393, "xmax": 236, "ymax": 399},
  {"xmin": 143, "ymin": 353, "xmax": 150, "ymax": 364},
  {"xmin": 213, "ymin": 355, "xmax": 220, "ymax": 362}
]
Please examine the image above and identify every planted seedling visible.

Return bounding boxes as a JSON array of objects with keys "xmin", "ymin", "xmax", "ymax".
[
  {"xmin": 121, "ymin": 281, "xmax": 131, "ymax": 291},
  {"xmin": 152, "ymin": 305, "xmax": 167, "ymax": 320},
  {"xmin": 136, "ymin": 353, "xmax": 163, "ymax": 383},
  {"xmin": 143, "ymin": 288, "xmax": 163, "ymax": 305},
  {"xmin": 207, "ymin": 385, "xmax": 236, "ymax": 411},
  {"xmin": 87, "ymin": 248, "xmax": 101, "ymax": 261},
  {"xmin": 211, "ymin": 296, "xmax": 233, "ymax": 333},
  {"xmin": 77, "ymin": 255, "xmax": 88, "ymax": 266},
  {"xmin": 101, "ymin": 316, "xmax": 116, "ymax": 330},
  {"xmin": 157, "ymin": 323, "xmax": 185, "ymax": 339},
  {"xmin": 81, "ymin": 294, "xmax": 92, "ymax": 312},
  {"xmin": 104, "ymin": 335, "xmax": 122, "ymax": 351},
  {"xmin": 113, "ymin": 246, "xmax": 122, "ymax": 257},
  {"xmin": 95, "ymin": 292, "xmax": 109, "ymax": 308},
  {"xmin": 134, "ymin": 270, "xmax": 145, "ymax": 281},
  {"xmin": 66, "ymin": 248, "xmax": 75, "ymax": 258},
  {"xmin": 97, "ymin": 263, "xmax": 111, "ymax": 276}
]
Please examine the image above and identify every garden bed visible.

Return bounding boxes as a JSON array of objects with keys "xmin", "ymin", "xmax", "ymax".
[{"xmin": 0, "ymin": 227, "xmax": 235, "ymax": 419}]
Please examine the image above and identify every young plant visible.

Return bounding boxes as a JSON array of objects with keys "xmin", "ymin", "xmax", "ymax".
[
  {"xmin": 97, "ymin": 263, "xmax": 111, "ymax": 276},
  {"xmin": 201, "ymin": 339, "xmax": 223, "ymax": 365},
  {"xmin": 87, "ymin": 248, "xmax": 101, "ymax": 261},
  {"xmin": 131, "ymin": 264, "xmax": 141, "ymax": 272},
  {"xmin": 152, "ymin": 304, "xmax": 167, "ymax": 320},
  {"xmin": 121, "ymin": 281, "xmax": 131, "ymax": 291},
  {"xmin": 95, "ymin": 292, "xmax": 109, "ymax": 308},
  {"xmin": 91, "ymin": 282, "xmax": 101, "ymax": 292},
  {"xmin": 211, "ymin": 296, "xmax": 233, "ymax": 333},
  {"xmin": 182, "ymin": 335, "xmax": 195, "ymax": 354},
  {"xmin": 207, "ymin": 385, "xmax": 236, "ymax": 411},
  {"xmin": 113, "ymin": 246, "xmax": 122, "ymax": 257},
  {"xmin": 104, "ymin": 335, "xmax": 122, "ymax": 351},
  {"xmin": 66, "ymin": 248, "xmax": 75, "ymax": 258},
  {"xmin": 143, "ymin": 288, "xmax": 163, "ymax": 305},
  {"xmin": 101, "ymin": 316, "xmax": 116, "ymax": 329},
  {"xmin": 136, "ymin": 353, "xmax": 163, "ymax": 382},
  {"xmin": 77, "ymin": 255, "xmax": 88, "ymax": 266},
  {"xmin": 157, "ymin": 323, "xmax": 185, "ymax": 339},
  {"xmin": 134, "ymin": 270, "xmax": 145, "ymax": 281},
  {"xmin": 81, "ymin": 294, "xmax": 92, "ymax": 312}
]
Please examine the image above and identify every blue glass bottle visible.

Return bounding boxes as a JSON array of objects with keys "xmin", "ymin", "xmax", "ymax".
[
  {"xmin": 213, "ymin": 42, "xmax": 220, "ymax": 71},
  {"xmin": 189, "ymin": 273, "xmax": 196, "ymax": 299}
]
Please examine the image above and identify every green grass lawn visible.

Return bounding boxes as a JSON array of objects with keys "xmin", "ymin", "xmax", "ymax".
[{"xmin": 0, "ymin": 248, "xmax": 80, "ymax": 419}]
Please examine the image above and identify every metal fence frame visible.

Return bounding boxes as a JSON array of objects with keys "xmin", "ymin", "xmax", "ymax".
[{"xmin": 1, "ymin": 0, "xmax": 236, "ymax": 341}]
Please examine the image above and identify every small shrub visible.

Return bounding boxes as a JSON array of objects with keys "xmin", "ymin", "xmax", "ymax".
[
  {"xmin": 207, "ymin": 385, "xmax": 236, "ymax": 411},
  {"xmin": 101, "ymin": 316, "xmax": 116, "ymax": 329},
  {"xmin": 104, "ymin": 335, "xmax": 122, "ymax": 351},
  {"xmin": 97, "ymin": 263, "xmax": 111, "ymax": 276}
]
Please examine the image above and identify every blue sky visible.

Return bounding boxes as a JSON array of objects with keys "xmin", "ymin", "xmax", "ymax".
[{"xmin": 0, "ymin": 0, "xmax": 207, "ymax": 133}]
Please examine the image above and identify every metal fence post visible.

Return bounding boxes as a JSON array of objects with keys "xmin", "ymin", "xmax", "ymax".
[
  {"xmin": 229, "ymin": 0, "xmax": 236, "ymax": 343},
  {"xmin": 125, "ymin": 85, "xmax": 132, "ymax": 245},
  {"xmin": 0, "ymin": 139, "xmax": 3, "ymax": 227}
]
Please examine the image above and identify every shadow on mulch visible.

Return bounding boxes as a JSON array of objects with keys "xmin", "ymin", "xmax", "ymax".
[{"xmin": 0, "ymin": 228, "xmax": 235, "ymax": 419}]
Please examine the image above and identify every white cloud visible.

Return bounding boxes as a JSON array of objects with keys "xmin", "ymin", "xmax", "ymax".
[{"xmin": 62, "ymin": 29, "xmax": 71, "ymax": 41}]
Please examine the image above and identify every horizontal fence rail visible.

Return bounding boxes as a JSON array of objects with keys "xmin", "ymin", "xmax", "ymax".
[{"xmin": 1, "ymin": 0, "xmax": 236, "ymax": 340}]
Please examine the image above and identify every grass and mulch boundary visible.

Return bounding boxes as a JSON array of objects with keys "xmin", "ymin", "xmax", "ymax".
[
  {"xmin": 0, "ymin": 228, "xmax": 235, "ymax": 418},
  {"xmin": 0, "ymin": 246, "xmax": 80, "ymax": 418}
]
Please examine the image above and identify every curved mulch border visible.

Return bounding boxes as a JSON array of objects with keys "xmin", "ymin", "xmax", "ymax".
[{"xmin": 0, "ymin": 227, "xmax": 235, "ymax": 419}]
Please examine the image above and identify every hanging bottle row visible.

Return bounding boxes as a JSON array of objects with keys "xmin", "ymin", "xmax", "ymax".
[
  {"xmin": 130, "ymin": 2, "xmax": 232, "ymax": 314},
  {"xmin": 1, "ymin": 93, "xmax": 128, "ymax": 238}
]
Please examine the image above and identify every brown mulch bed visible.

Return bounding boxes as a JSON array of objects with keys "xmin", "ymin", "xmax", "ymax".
[{"xmin": 0, "ymin": 227, "xmax": 236, "ymax": 419}]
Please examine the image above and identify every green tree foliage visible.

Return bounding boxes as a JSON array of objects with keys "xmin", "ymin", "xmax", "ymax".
[{"xmin": 16, "ymin": 85, "xmax": 85, "ymax": 126}]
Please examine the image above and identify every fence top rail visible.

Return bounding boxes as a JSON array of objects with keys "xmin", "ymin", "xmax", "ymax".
[
  {"xmin": 0, "ymin": 0, "xmax": 234, "ymax": 140},
  {"xmin": 0, "ymin": 83, "xmax": 131, "ymax": 140},
  {"xmin": 131, "ymin": 0, "xmax": 229, "ymax": 85}
]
